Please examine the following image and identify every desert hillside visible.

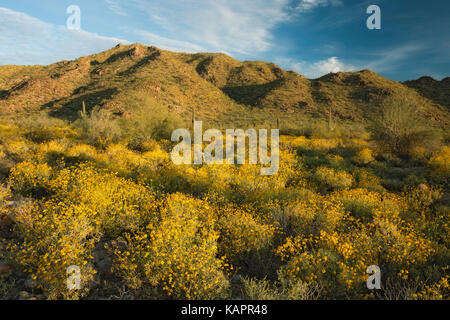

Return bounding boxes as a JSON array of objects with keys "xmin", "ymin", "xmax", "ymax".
[{"xmin": 1, "ymin": 44, "xmax": 449, "ymax": 129}]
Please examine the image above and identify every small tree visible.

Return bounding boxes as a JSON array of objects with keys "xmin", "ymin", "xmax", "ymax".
[{"xmin": 369, "ymin": 93, "xmax": 438, "ymax": 158}]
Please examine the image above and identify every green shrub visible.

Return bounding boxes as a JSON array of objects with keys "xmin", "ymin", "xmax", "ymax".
[
  {"xmin": 368, "ymin": 93, "xmax": 440, "ymax": 158},
  {"xmin": 75, "ymin": 106, "xmax": 123, "ymax": 146}
]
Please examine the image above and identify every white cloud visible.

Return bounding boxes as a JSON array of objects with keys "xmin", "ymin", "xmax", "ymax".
[
  {"xmin": 278, "ymin": 45, "xmax": 426, "ymax": 79},
  {"xmin": 123, "ymin": 28, "xmax": 205, "ymax": 53},
  {"xmin": 105, "ymin": 0, "xmax": 129, "ymax": 16},
  {"xmin": 366, "ymin": 44, "xmax": 424, "ymax": 73},
  {"xmin": 107, "ymin": 0, "xmax": 291, "ymax": 54},
  {"xmin": 296, "ymin": 0, "xmax": 343, "ymax": 12},
  {"xmin": 276, "ymin": 56, "xmax": 357, "ymax": 78},
  {"xmin": 0, "ymin": 7, "xmax": 129, "ymax": 65}
]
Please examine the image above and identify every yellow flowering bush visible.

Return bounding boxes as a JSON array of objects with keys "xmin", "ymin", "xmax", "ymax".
[
  {"xmin": 353, "ymin": 148, "xmax": 375, "ymax": 165},
  {"xmin": 36, "ymin": 140, "xmax": 68, "ymax": 164},
  {"xmin": 217, "ymin": 205, "xmax": 277, "ymax": 262},
  {"xmin": 9, "ymin": 161, "xmax": 52, "ymax": 197},
  {"xmin": 5, "ymin": 139, "xmax": 32, "ymax": 158},
  {"xmin": 112, "ymin": 193, "xmax": 229, "ymax": 299},
  {"xmin": 65, "ymin": 144, "xmax": 98, "ymax": 163},
  {"xmin": 47, "ymin": 165, "xmax": 158, "ymax": 237},
  {"xmin": 313, "ymin": 166, "xmax": 354, "ymax": 191},
  {"xmin": 428, "ymin": 146, "xmax": 450, "ymax": 182},
  {"xmin": 7, "ymin": 201, "xmax": 97, "ymax": 299}
]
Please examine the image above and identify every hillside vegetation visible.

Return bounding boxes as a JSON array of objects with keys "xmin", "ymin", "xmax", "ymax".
[{"xmin": 1, "ymin": 43, "xmax": 449, "ymax": 130}]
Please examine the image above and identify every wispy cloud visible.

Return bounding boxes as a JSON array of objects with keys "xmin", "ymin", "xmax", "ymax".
[
  {"xmin": 276, "ymin": 56, "xmax": 357, "ymax": 79},
  {"xmin": 0, "ymin": 7, "xmax": 129, "ymax": 65},
  {"xmin": 106, "ymin": 0, "xmax": 291, "ymax": 54},
  {"xmin": 365, "ymin": 44, "xmax": 424, "ymax": 73},
  {"xmin": 296, "ymin": 0, "xmax": 343, "ymax": 12},
  {"xmin": 123, "ymin": 27, "xmax": 205, "ymax": 53},
  {"xmin": 105, "ymin": 0, "xmax": 129, "ymax": 16}
]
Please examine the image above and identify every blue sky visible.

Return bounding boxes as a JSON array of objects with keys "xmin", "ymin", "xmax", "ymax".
[{"xmin": 0, "ymin": 0, "xmax": 449, "ymax": 80}]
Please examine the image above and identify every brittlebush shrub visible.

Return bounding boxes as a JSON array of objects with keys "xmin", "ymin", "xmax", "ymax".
[
  {"xmin": 4, "ymin": 139, "xmax": 33, "ymax": 160},
  {"xmin": 313, "ymin": 166, "xmax": 353, "ymax": 191},
  {"xmin": 5, "ymin": 164, "xmax": 159, "ymax": 298},
  {"xmin": 273, "ymin": 197, "xmax": 346, "ymax": 237},
  {"xmin": 403, "ymin": 186, "xmax": 443, "ymax": 216},
  {"xmin": 36, "ymin": 140, "xmax": 68, "ymax": 165},
  {"xmin": 65, "ymin": 144, "xmax": 98, "ymax": 164},
  {"xmin": 112, "ymin": 193, "xmax": 229, "ymax": 299},
  {"xmin": 7, "ymin": 201, "xmax": 97, "ymax": 299},
  {"xmin": 352, "ymin": 148, "xmax": 375, "ymax": 165},
  {"xmin": 9, "ymin": 161, "xmax": 52, "ymax": 198},
  {"xmin": 352, "ymin": 169, "xmax": 383, "ymax": 191},
  {"xmin": 217, "ymin": 206, "xmax": 277, "ymax": 263},
  {"xmin": 48, "ymin": 165, "xmax": 158, "ymax": 238},
  {"xmin": 333, "ymin": 188, "xmax": 404, "ymax": 221},
  {"xmin": 428, "ymin": 146, "xmax": 450, "ymax": 185},
  {"xmin": 0, "ymin": 184, "xmax": 11, "ymax": 217},
  {"xmin": 277, "ymin": 213, "xmax": 437, "ymax": 299}
]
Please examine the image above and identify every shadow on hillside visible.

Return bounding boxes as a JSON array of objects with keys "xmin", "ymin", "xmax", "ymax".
[
  {"xmin": 41, "ymin": 88, "xmax": 118, "ymax": 121},
  {"xmin": 118, "ymin": 51, "xmax": 161, "ymax": 76},
  {"xmin": 0, "ymin": 90, "xmax": 9, "ymax": 99},
  {"xmin": 222, "ymin": 80, "xmax": 282, "ymax": 106},
  {"xmin": 404, "ymin": 78, "xmax": 450, "ymax": 108}
]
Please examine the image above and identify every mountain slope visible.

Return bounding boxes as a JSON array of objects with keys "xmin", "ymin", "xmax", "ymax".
[
  {"xmin": 0, "ymin": 43, "xmax": 449, "ymax": 128},
  {"xmin": 404, "ymin": 76, "xmax": 450, "ymax": 109}
]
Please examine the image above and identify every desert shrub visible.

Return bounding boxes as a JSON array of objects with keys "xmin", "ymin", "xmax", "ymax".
[
  {"xmin": 368, "ymin": 93, "xmax": 440, "ymax": 158},
  {"xmin": 5, "ymin": 164, "xmax": 159, "ymax": 298},
  {"xmin": 75, "ymin": 106, "xmax": 123, "ymax": 146},
  {"xmin": 217, "ymin": 206, "xmax": 277, "ymax": 263},
  {"xmin": 277, "ymin": 224, "xmax": 379, "ymax": 298},
  {"xmin": 377, "ymin": 274, "xmax": 449, "ymax": 300},
  {"xmin": 4, "ymin": 139, "xmax": 33, "ymax": 160},
  {"xmin": 112, "ymin": 194, "xmax": 229, "ymax": 299},
  {"xmin": 127, "ymin": 137, "xmax": 160, "ymax": 153},
  {"xmin": 428, "ymin": 146, "xmax": 450, "ymax": 184},
  {"xmin": 65, "ymin": 144, "xmax": 98, "ymax": 164},
  {"xmin": 409, "ymin": 146, "xmax": 431, "ymax": 163},
  {"xmin": 410, "ymin": 274, "xmax": 450, "ymax": 300},
  {"xmin": 352, "ymin": 148, "xmax": 375, "ymax": 165},
  {"xmin": 9, "ymin": 161, "xmax": 52, "ymax": 198},
  {"xmin": 118, "ymin": 91, "xmax": 183, "ymax": 141},
  {"xmin": 7, "ymin": 201, "xmax": 98, "ymax": 299},
  {"xmin": 240, "ymin": 277, "xmax": 278, "ymax": 300},
  {"xmin": 313, "ymin": 167, "xmax": 353, "ymax": 191},
  {"xmin": 240, "ymin": 275, "xmax": 323, "ymax": 300},
  {"xmin": 333, "ymin": 188, "xmax": 403, "ymax": 221},
  {"xmin": 0, "ymin": 184, "xmax": 10, "ymax": 203},
  {"xmin": 48, "ymin": 165, "xmax": 158, "ymax": 238},
  {"xmin": 403, "ymin": 185, "xmax": 443, "ymax": 217},
  {"xmin": 25, "ymin": 127, "xmax": 76, "ymax": 144},
  {"xmin": 36, "ymin": 140, "xmax": 68, "ymax": 165},
  {"xmin": 11, "ymin": 113, "xmax": 72, "ymax": 144},
  {"xmin": 326, "ymin": 154, "xmax": 347, "ymax": 170},
  {"xmin": 373, "ymin": 217, "xmax": 435, "ymax": 268},
  {"xmin": 272, "ymin": 197, "xmax": 346, "ymax": 237},
  {"xmin": 291, "ymin": 136, "xmax": 342, "ymax": 151},
  {"xmin": 352, "ymin": 168, "xmax": 384, "ymax": 191}
]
